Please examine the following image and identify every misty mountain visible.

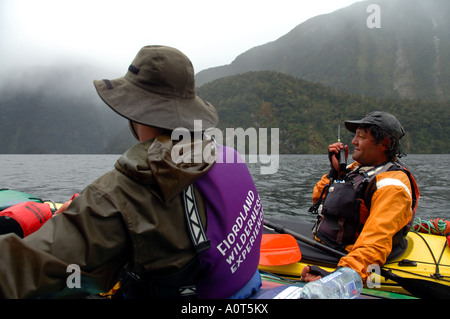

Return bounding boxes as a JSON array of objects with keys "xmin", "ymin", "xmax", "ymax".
[
  {"xmin": 2, "ymin": 0, "xmax": 450, "ymax": 155},
  {"xmin": 0, "ymin": 65, "xmax": 130, "ymax": 154},
  {"xmin": 197, "ymin": 71, "xmax": 450, "ymax": 154},
  {"xmin": 195, "ymin": 0, "xmax": 450, "ymax": 101},
  {"xmin": 1, "ymin": 65, "xmax": 448, "ymax": 155}
]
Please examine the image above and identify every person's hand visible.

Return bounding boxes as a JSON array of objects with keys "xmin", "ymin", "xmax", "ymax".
[
  {"xmin": 54, "ymin": 200, "xmax": 72, "ymax": 215},
  {"xmin": 54, "ymin": 193, "xmax": 79, "ymax": 215},
  {"xmin": 328, "ymin": 142, "xmax": 348, "ymax": 172},
  {"xmin": 301, "ymin": 266, "xmax": 322, "ymax": 282}
]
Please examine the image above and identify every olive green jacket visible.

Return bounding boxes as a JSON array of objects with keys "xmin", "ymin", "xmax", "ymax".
[{"xmin": 0, "ymin": 135, "xmax": 215, "ymax": 298}]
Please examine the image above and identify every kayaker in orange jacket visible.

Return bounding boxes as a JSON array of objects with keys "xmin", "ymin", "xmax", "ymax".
[{"xmin": 302, "ymin": 111, "xmax": 419, "ymax": 284}]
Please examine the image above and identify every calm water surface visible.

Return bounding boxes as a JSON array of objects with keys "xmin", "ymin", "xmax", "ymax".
[{"xmin": 0, "ymin": 154, "xmax": 448, "ymax": 222}]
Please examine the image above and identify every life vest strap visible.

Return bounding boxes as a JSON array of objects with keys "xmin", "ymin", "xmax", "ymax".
[{"xmin": 182, "ymin": 184, "xmax": 211, "ymax": 253}]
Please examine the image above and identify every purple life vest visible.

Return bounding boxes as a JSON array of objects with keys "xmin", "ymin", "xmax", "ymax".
[{"xmin": 194, "ymin": 145, "xmax": 263, "ymax": 298}]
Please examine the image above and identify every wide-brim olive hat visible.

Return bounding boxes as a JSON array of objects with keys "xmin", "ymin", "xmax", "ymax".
[
  {"xmin": 345, "ymin": 111, "xmax": 405, "ymax": 139},
  {"xmin": 94, "ymin": 45, "xmax": 218, "ymax": 131}
]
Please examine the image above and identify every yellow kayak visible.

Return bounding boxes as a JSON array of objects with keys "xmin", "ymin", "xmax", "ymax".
[{"xmin": 259, "ymin": 218, "xmax": 450, "ymax": 298}]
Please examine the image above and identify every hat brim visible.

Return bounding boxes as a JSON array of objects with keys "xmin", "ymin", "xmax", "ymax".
[
  {"xmin": 344, "ymin": 120, "xmax": 370, "ymax": 133},
  {"xmin": 94, "ymin": 77, "xmax": 218, "ymax": 132}
]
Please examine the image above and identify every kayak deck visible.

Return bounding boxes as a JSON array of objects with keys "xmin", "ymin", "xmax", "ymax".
[{"xmin": 260, "ymin": 218, "xmax": 450, "ymax": 298}]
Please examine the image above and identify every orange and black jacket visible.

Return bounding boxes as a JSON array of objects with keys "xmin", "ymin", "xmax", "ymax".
[{"xmin": 312, "ymin": 161, "xmax": 419, "ymax": 282}]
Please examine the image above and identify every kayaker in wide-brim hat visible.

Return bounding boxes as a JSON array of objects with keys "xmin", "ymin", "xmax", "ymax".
[{"xmin": 0, "ymin": 45, "xmax": 263, "ymax": 299}]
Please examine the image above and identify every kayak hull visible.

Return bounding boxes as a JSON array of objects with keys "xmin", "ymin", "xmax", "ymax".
[{"xmin": 0, "ymin": 189, "xmax": 43, "ymax": 211}]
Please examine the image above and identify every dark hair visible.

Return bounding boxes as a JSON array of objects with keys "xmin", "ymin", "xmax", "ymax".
[{"xmin": 359, "ymin": 124, "xmax": 401, "ymax": 161}]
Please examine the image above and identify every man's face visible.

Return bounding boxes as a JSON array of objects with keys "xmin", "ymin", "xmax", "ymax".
[{"xmin": 351, "ymin": 128, "xmax": 387, "ymax": 166}]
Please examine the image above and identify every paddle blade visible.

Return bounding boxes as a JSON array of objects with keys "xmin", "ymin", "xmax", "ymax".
[{"xmin": 259, "ymin": 234, "xmax": 301, "ymax": 266}]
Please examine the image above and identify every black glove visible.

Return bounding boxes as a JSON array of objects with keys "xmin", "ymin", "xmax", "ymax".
[{"xmin": 307, "ymin": 265, "xmax": 332, "ymax": 278}]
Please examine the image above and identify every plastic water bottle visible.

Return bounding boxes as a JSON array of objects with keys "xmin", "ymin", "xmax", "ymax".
[{"xmin": 299, "ymin": 267, "xmax": 363, "ymax": 299}]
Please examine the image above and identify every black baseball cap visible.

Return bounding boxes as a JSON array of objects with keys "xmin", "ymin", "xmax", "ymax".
[{"xmin": 345, "ymin": 111, "xmax": 405, "ymax": 139}]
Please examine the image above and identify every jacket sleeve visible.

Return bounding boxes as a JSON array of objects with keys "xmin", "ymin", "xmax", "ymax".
[
  {"xmin": 337, "ymin": 170, "xmax": 414, "ymax": 282},
  {"xmin": 0, "ymin": 184, "xmax": 129, "ymax": 298}
]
